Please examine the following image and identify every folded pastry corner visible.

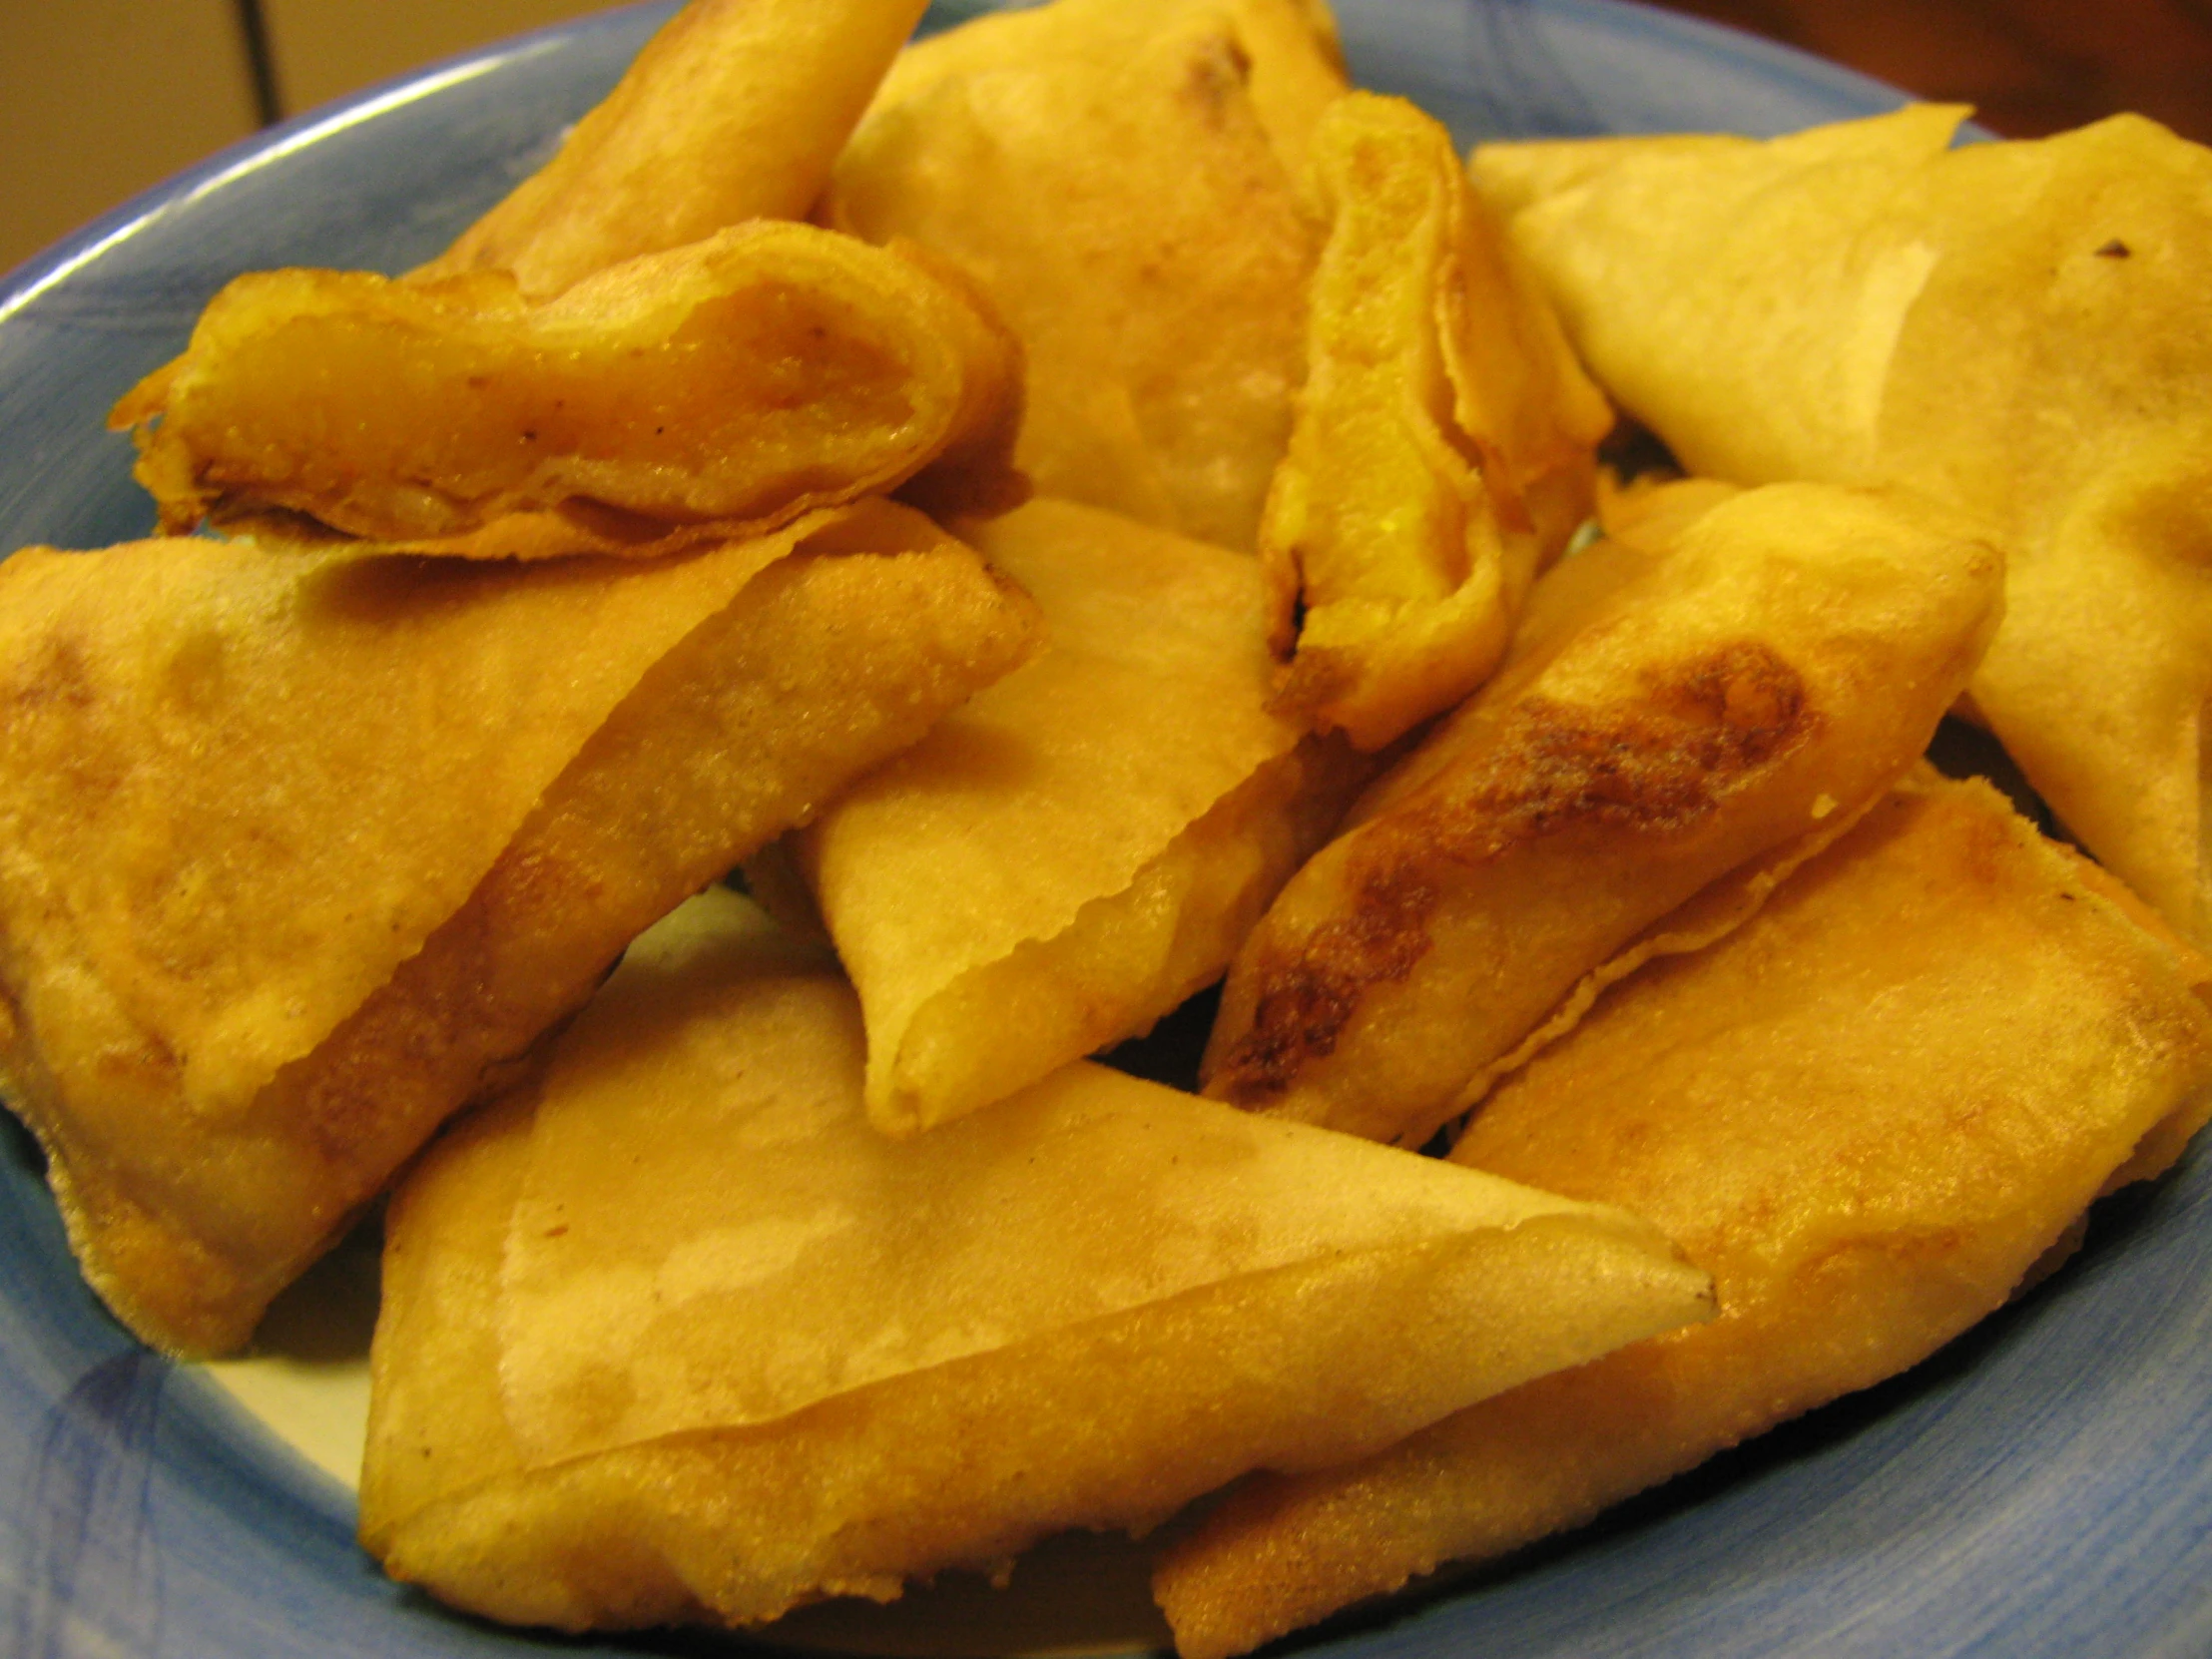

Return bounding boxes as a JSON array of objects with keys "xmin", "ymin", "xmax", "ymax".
[
  {"xmin": 360, "ymin": 887, "xmax": 1713, "ymax": 1634},
  {"xmin": 1204, "ymin": 479, "xmax": 2005, "ymax": 1146},
  {"xmin": 1157, "ymin": 768, "xmax": 2212, "ymax": 1659},
  {"xmin": 417, "ymin": 0, "xmax": 934, "ymax": 298},
  {"xmin": 1474, "ymin": 106, "xmax": 2212, "ymax": 946},
  {"xmin": 827, "ymin": 0, "xmax": 1340, "ymax": 552},
  {"xmin": 114, "ymin": 222, "xmax": 1024, "ymax": 556},
  {"xmin": 1265, "ymin": 90, "xmax": 1611, "ymax": 751},
  {"xmin": 0, "ymin": 500, "xmax": 1037, "ymax": 1355},
  {"xmin": 789, "ymin": 496, "xmax": 1373, "ymax": 1139}
]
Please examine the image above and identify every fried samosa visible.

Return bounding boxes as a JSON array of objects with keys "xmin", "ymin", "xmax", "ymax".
[
  {"xmin": 1203, "ymin": 480, "xmax": 2004, "ymax": 1147},
  {"xmin": 418, "ymin": 0, "xmax": 931, "ymax": 298},
  {"xmin": 359, "ymin": 887, "xmax": 1713, "ymax": 1633},
  {"xmin": 775, "ymin": 496, "xmax": 1370, "ymax": 1138},
  {"xmin": 0, "ymin": 501, "xmax": 1037, "ymax": 1356},
  {"xmin": 1474, "ymin": 107, "xmax": 2212, "ymax": 944},
  {"xmin": 1265, "ymin": 93, "xmax": 1611, "ymax": 751},
  {"xmin": 114, "ymin": 222, "xmax": 1023, "ymax": 555},
  {"xmin": 1156, "ymin": 771, "xmax": 2212, "ymax": 1659},
  {"xmin": 826, "ymin": 0, "xmax": 1343, "ymax": 551}
]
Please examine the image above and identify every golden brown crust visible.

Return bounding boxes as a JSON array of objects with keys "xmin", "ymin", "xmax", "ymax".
[
  {"xmin": 115, "ymin": 227, "xmax": 1023, "ymax": 556},
  {"xmin": 0, "ymin": 512, "xmax": 1038, "ymax": 1355},
  {"xmin": 1262, "ymin": 92, "xmax": 1611, "ymax": 749},
  {"xmin": 361, "ymin": 891, "xmax": 1710, "ymax": 1632},
  {"xmin": 1213, "ymin": 641, "xmax": 1818, "ymax": 1103},
  {"xmin": 826, "ymin": 0, "xmax": 1331, "ymax": 551},
  {"xmin": 417, "ymin": 0, "xmax": 933, "ymax": 298},
  {"xmin": 1481, "ymin": 109, "xmax": 2212, "ymax": 946},
  {"xmin": 1200, "ymin": 482, "xmax": 2004, "ymax": 1147},
  {"xmin": 1158, "ymin": 774, "xmax": 2212, "ymax": 1659}
]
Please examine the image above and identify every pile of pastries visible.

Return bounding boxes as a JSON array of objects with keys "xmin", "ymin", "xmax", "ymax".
[{"xmin": 3, "ymin": 1, "xmax": 2210, "ymax": 1654}]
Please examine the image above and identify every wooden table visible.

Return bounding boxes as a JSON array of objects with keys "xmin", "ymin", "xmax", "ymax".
[{"xmin": 1653, "ymin": 0, "xmax": 2212, "ymax": 140}]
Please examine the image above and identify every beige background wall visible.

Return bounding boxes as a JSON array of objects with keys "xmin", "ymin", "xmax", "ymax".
[
  {"xmin": 1, "ymin": 0, "xmax": 261, "ymax": 274},
  {"xmin": 0, "ymin": 0, "xmax": 604, "ymax": 276},
  {"xmin": 259, "ymin": 0, "xmax": 607, "ymax": 120},
  {"xmin": 3, "ymin": 2, "xmax": 2191, "ymax": 277}
]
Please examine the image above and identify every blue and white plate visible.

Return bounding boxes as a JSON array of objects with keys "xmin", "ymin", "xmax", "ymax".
[{"xmin": 4, "ymin": 4, "xmax": 2209, "ymax": 1656}]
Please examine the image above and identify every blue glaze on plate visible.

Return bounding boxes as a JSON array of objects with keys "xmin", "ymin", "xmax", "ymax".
[{"xmin": 0, "ymin": 3, "xmax": 2201, "ymax": 1655}]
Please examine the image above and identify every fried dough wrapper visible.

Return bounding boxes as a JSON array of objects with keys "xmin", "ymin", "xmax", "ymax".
[
  {"xmin": 359, "ymin": 888, "xmax": 1713, "ymax": 1633},
  {"xmin": 1156, "ymin": 772, "xmax": 2212, "ymax": 1659},
  {"xmin": 1468, "ymin": 105, "xmax": 1971, "ymax": 487},
  {"xmin": 777, "ymin": 497, "xmax": 1371, "ymax": 1138},
  {"xmin": 114, "ymin": 222, "xmax": 1023, "ymax": 555},
  {"xmin": 416, "ymin": 0, "xmax": 931, "ymax": 298},
  {"xmin": 0, "ymin": 501, "xmax": 1038, "ymax": 1356},
  {"xmin": 1475, "ymin": 109, "xmax": 2212, "ymax": 945},
  {"xmin": 826, "ymin": 0, "xmax": 1343, "ymax": 551},
  {"xmin": 1266, "ymin": 93, "xmax": 1611, "ymax": 751},
  {"xmin": 1203, "ymin": 481, "xmax": 2005, "ymax": 1147}
]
